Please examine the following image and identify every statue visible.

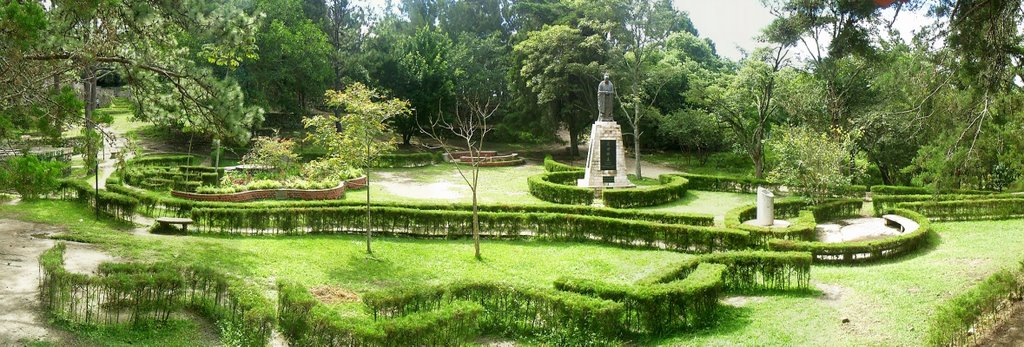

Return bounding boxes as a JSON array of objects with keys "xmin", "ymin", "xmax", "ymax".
[{"xmin": 597, "ymin": 73, "xmax": 614, "ymax": 121}]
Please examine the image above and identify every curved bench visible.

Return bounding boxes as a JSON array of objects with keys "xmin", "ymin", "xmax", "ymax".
[{"xmin": 882, "ymin": 214, "xmax": 920, "ymax": 233}]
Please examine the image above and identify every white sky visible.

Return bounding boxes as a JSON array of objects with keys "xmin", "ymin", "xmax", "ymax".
[
  {"xmin": 673, "ymin": 0, "xmax": 934, "ymax": 61},
  {"xmin": 352, "ymin": 0, "xmax": 934, "ymax": 62}
]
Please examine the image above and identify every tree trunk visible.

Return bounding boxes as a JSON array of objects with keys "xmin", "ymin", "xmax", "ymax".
[
  {"xmin": 366, "ymin": 134, "xmax": 372, "ymax": 254},
  {"xmin": 84, "ymin": 66, "xmax": 97, "ymax": 176},
  {"xmin": 633, "ymin": 118, "xmax": 642, "ymax": 179},
  {"xmin": 403, "ymin": 133, "xmax": 412, "ymax": 146},
  {"xmin": 472, "ymin": 187, "xmax": 480, "ymax": 260}
]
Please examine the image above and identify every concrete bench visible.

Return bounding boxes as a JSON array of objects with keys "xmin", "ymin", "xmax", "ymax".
[
  {"xmin": 155, "ymin": 217, "xmax": 194, "ymax": 232},
  {"xmin": 882, "ymin": 214, "xmax": 920, "ymax": 233}
]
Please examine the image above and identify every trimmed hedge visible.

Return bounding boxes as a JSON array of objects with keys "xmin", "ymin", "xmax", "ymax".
[
  {"xmin": 278, "ymin": 281, "xmax": 483, "ymax": 346},
  {"xmin": 190, "ymin": 206, "xmax": 748, "ymax": 253},
  {"xmin": 873, "ymin": 193, "xmax": 1019, "ymax": 212},
  {"xmin": 527, "ymin": 170, "xmax": 594, "ymax": 205},
  {"xmin": 603, "ymin": 174, "xmax": 688, "ymax": 208},
  {"xmin": 768, "ymin": 208, "xmax": 932, "ymax": 264},
  {"xmin": 105, "ymin": 183, "xmax": 714, "ymax": 226},
  {"xmin": 677, "ymin": 173, "xmax": 776, "ymax": 193},
  {"xmin": 59, "ymin": 179, "xmax": 138, "ymax": 221},
  {"xmin": 871, "ymin": 185, "xmax": 993, "ymax": 196},
  {"xmin": 723, "ymin": 199, "xmax": 815, "ymax": 246},
  {"xmin": 896, "ymin": 198, "xmax": 1024, "ymax": 221},
  {"xmin": 40, "ymin": 243, "xmax": 274, "ymax": 345},
  {"xmin": 637, "ymin": 252, "xmax": 812, "ymax": 292},
  {"xmin": 553, "ymin": 263, "xmax": 726, "ymax": 335},
  {"xmin": 543, "ymin": 155, "xmax": 584, "ymax": 172},
  {"xmin": 128, "ymin": 154, "xmax": 196, "ymax": 167},
  {"xmin": 358, "ymin": 280, "xmax": 623, "ymax": 345},
  {"xmin": 376, "ymin": 152, "xmax": 444, "ymax": 168},
  {"xmin": 925, "ymin": 262, "xmax": 1024, "ymax": 347}
]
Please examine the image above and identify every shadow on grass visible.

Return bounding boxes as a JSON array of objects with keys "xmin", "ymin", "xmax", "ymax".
[{"xmin": 637, "ymin": 304, "xmax": 754, "ymax": 345}]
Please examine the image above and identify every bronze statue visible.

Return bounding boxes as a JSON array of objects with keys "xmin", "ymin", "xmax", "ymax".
[{"xmin": 597, "ymin": 73, "xmax": 614, "ymax": 121}]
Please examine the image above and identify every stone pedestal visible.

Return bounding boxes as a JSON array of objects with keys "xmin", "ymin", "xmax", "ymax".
[
  {"xmin": 756, "ymin": 186, "xmax": 774, "ymax": 226},
  {"xmin": 578, "ymin": 120, "xmax": 634, "ymax": 189}
]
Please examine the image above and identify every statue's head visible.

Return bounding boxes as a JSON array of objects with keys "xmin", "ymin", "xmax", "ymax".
[{"xmin": 603, "ymin": 73, "xmax": 610, "ymax": 81}]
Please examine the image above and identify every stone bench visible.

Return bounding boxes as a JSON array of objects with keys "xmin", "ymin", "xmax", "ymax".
[
  {"xmin": 882, "ymin": 214, "xmax": 920, "ymax": 233},
  {"xmin": 155, "ymin": 217, "xmax": 194, "ymax": 232}
]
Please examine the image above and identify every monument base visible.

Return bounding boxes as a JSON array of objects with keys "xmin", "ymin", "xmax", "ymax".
[{"xmin": 577, "ymin": 120, "xmax": 634, "ymax": 189}]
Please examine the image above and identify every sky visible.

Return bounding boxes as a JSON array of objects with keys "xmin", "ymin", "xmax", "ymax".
[
  {"xmin": 673, "ymin": 0, "xmax": 934, "ymax": 61},
  {"xmin": 353, "ymin": 0, "xmax": 935, "ymax": 62}
]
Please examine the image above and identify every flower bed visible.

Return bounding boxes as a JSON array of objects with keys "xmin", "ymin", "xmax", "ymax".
[{"xmin": 172, "ymin": 183, "xmax": 346, "ymax": 202}]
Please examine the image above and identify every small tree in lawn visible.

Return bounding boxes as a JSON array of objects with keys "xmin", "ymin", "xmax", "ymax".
[
  {"xmin": 304, "ymin": 83, "xmax": 410, "ymax": 254},
  {"xmin": 767, "ymin": 125, "xmax": 866, "ymax": 202},
  {"xmin": 241, "ymin": 136, "xmax": 300, "ymax": 180},
  {"xmin": 421, "ymin": 97, "xmax": 498, "ymax": 260}
]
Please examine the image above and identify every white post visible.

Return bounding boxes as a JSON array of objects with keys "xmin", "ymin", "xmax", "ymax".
[{"xmin": 757, "ymin": 186, "xmax": 775, "ymax": 227}]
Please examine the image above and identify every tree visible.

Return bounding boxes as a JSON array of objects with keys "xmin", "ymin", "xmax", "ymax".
[
  {"xmin": 514, "ymin": 24, "xmax": 605, "ymax": 157},
  {"xmin": 767, "ymin": 125, "xmax": 865, "ymax": 202},
  {"xmin": 304, "ymin": 83, "xmax": 410, "ymax": 254},
  {"xmin": 611, "ymin": 0, "xmax": 685, "ymax": 178},
  {"xmin": 0, "ymin": 155, "xmax": 66, "ymax": 201},
  {"xmin": 421, "ymin": 97, "xmax": 499, "ymax": 261},
  {"xmin": 696, "ymin": 46, "xmax": 789, "ymax": 178},
  {"xmin": 658, "ymin": 109, "xmax": 728, "ymax": 165},
  {"xmin": 241, "ymin": 136, "xmax": 300, "ymax": 179},
  {"xmin": 3, "ymin": 0, "xmax": 264, "ymax": 157}
]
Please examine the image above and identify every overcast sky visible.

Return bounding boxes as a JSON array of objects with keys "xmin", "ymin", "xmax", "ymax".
[{"xmin": 352, "ymin": 0, "xmax": 934, "ymax": 62}]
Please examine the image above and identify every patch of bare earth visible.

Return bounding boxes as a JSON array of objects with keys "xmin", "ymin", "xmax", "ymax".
[
  {"xmin": 310, "ymin": 286, "xmax": 360, "ymax": 304},
  {"xmin": 0, "ymin": 219, "xmax": 59, "ymax": 345}
]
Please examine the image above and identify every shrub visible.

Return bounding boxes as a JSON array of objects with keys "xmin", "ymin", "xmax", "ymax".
[
  {"xmin": 768, "ymin": 208, "xmax": 932, "ymax": 264},
  {"xmin": 554, "ymin": 263, "xmax": 726, "ymax": 335},
  {"xmin": 527, "ymin": 171, "xmax": 594, "ymax": 205},
  {"xmin": 189, "ymin": 206, "xmax": 747, "ymax": 253},
  {"xmin": 543, "ymin": 155, "xmax": 584, "ymax": 172},
  {"xmin": 603, "ymin": 174, "xmax": 688, "ymax": 208},
  {"xmin": 678, "ymin": 173, "xmax": 776, "ymax": 193},
  {"xmin": 128, "ymin": 154, "xmax": 195, "ymax": 167},
  {"xmin": 377, "ymin": 152, "xmax": 444, "ymax": 168},
  {"xmin": 242, "ymin": 136, "xmax": 300, "ymax": 179},
  {"xmin": 924, "ymin": 262, "xmax": 1024, "ymax": 347},
  {"xmin": 59, "ymin": 179, "xmax": 138, "ymax": 221},
  {"xmin": 870, "ymin": 185, "xmax": 993, "ymax": 196},
  {"xmin": 896, "ymin": 198, "xmax": 1024, "ymax": 221},
  {"xmin": 0, "ymin": 155, "xmax": 66, "ymax": 200}
]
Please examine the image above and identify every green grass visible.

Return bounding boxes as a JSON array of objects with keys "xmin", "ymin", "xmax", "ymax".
[
  {"xmin": 342, "ymin": 164, "xmax": 552, "ymax": 205},
  {"xmin": 60, "ymin": 319, "xmax": 218, "ymax": 347},
  {"xmin": 10, "ymin": 196, "xmax": 1024, "ymax": 345},
  {"xmin": 637, "ymin": 190, "xmax": 753, "ymax": 221}
]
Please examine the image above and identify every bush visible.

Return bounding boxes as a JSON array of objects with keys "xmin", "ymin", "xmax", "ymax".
[
  {"xmin": 896, "ymin": 198, "xmax": 1024, "ymax": 221},
  {"xmin": 603, "ymin": 174, "xmax": 688, "ymax": 208},
  {"xmin": 678, "ymin": 173, "xmax": 776, "ymax": 193},
  {"xmin": 59, "ymin": 179, "xmax": 138, "ymax": 221},
  {"xmin": 527, "ymin": 171, "xmax": 594, "ymax": 205},
  {"xmin": 39, "ymin": 243, "xmax": 275, "ymax": 345},
  {"xmin": 543, "ymin": 155, "xmax": 584, "ymax": 172},
  {"xmin": 189, "ymin": 206, "xmax": 747, "ymax": 253},
  {"xmin": 768, "ymin": 208, "xmax": 932, "ymax": 264},
  {"xmin": 128, "ymin": 154, "xmax": 195, "ymax": 167},
  {"xmin": 376, "ymin": 152, "xmax": 444, "ymax": 168},
  {"xmin": 925, "ymin": 262, "xmax": 1024, "ymax": 346},
  {"xmin": 554, "ymin": 263, "xmax": 726, "ymax": 336},
  {"xmin": 0, "ymin": 155, "xmax": 66, "ymax": 200},
  {"xmin": 870, "ymin": 185, "xmax": 993, "ymax": 196}
]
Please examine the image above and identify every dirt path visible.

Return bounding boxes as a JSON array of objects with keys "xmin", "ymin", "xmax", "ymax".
[
  {"xmin": 0, "ymin": 219, "xmax": 59, "ymax": 345},
  {"xmin": 979, "ymin": 301, "xmax": 1024, "ymax": 346}
]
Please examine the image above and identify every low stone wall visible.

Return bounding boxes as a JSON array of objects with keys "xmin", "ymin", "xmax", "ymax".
[
  {"xmin": 449, "ymin": 151, "xmax": 497, "ymax": 159},
  {"xmin": 171, "ymin": 184, "xmax": 346, "ymax": 202},
  {"xmin": 345, "ymin": 176, "xmax": 368, "ymax": 189},
  {"xmin": 457, "ymin": 153, "xmax": 519, "ymax": 163}
]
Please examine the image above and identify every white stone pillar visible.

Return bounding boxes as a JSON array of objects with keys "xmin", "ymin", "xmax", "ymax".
[{"xmin": 757, "ymin": 186, "xmax": 774, "ymax": 227}]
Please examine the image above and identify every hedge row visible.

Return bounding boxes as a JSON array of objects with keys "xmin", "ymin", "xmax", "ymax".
[
  {"xmin": 189, "ymin": 206, "xmax": 748, "ymax": 253},
  {"xmin": 123, "ymin": 166, "xmax": 215, "ymax": 191},
  {"xmin": 723, "ymin": 199, "xmax": 816, "ymax": 246},
  {"xmin": 105, "ymin": 183, "xmax": 714, "ymax": 226},
  {"xmin": 376, "ymin": 152, "xmax": 444, "ymax": 168},
  {"xmin": 870, "ymin": 185, "xmax": 993, "ymax": 196},
  {"xmin": 40, "ymin": 243, "xmax": 274, "ymax": 346},
  {"xmin": 925, "ymin": 262, "xmax": 1024, "ymax": 347},
  {"xmin": 128, "ymin": 154, "xmax": 196, "ymax": 167},
  {"xmin": 526, "ymin": 171, "xmax": 594, "ymax": 205},
  {"xmin": 637, "ymin": 251, "xmax": 812, "ymax": 292},
  {"xmin": 603, "ymin": 174, "xmax": 688, "ymax": 208},
  {"xmin": 768, "ymin": 208, "xmax": 932, "ymax": 264},
  {"xmin": 896, "ymin": 198, "xmax": 1024, "ymax": 221},
  {"xmin": 359, "ymin": 280, "xmax": 623, "ymax": 345},
  {"xmin": 278, "ymin": 281, "xmax": 483, "ymax": 346},
  {"xmin": 543, "ymin": 155, "xmax": 584, "ymax": 172},
  {"xmin": 553, "ymin": 263, "xmax": 726, "ymax": 335},
  {"xmin": 873, "ymin": 193, "xmax": 1018, "ymax": 212},
  {"xmin": 60, "ymin": 179, "xmax": 138, "ymax": 221},
  {"xmin": 677, "ymin": 173, "xmax": 776, "ymax": 193}
]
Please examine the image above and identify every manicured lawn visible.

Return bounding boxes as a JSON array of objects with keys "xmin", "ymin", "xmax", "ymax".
[
  {"xmin": 342, "ymin": 164, "xmax": 552, "ymax": 205},
  {"xmin": 10, "ymin": 200, "xmax": 1024, "ymax": 346},
  {"xmin": 657, "ymin": 219, "xmax": 1024, "ymax": 346},
  {"xmin": 637, "ymin": 190, "xmax": 754, "ymax": 222}
]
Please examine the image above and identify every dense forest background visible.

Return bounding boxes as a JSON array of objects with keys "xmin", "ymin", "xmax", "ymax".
[{"xmin": 3, "ymin": 0, "xmax": 1024, "ymax": 190}]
